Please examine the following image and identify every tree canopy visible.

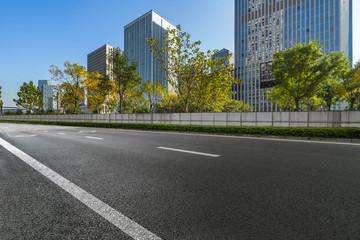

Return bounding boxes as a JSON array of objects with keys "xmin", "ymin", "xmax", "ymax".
[
  {"xmin": 85, "ymin": 72, "xmax": 116, "ymax": 114},
  {"xmin": 141, "ymin": 81, "xmax": 166, "ymax": 113},
  {"xmin": 50, "ymin": 62, "xmax": 87, "ymax": 114},
  {"xmin": 13, "ymin": 81, "xmax": 43, "ymax": 113},
  {"xmin": 268, "ymin": 41, "xmax": 350, "ymax": 111},
  {"xmin": 148, "ymin": 25, "xmax": 240, "ymax": 113},
  {"xmin": 340, "ymin": 61, "xmax": 360, "ymax": 110},
  {"xmin": 109, "ymin": 48, "xmax": 142, "ymax": 113}
]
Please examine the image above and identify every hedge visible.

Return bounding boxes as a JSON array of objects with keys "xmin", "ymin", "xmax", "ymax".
[{"xmin": 1, "ymin": 119, "xmax": 360, "ymax": 139}]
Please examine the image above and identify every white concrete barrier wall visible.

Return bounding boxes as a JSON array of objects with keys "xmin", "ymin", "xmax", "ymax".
[{"xmin": 1, "ymin": 111, "xmax": 360, "ymax": 127}]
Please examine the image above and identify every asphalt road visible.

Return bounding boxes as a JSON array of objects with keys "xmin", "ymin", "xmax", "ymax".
[{"xmin": 0, "ymin": 122, "xmax": 359, "ymax": 240}]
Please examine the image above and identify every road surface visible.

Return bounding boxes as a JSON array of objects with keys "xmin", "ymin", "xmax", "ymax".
[{"xmin": 0, "ymin": 122, "xmax": 359, "ymax": 239}]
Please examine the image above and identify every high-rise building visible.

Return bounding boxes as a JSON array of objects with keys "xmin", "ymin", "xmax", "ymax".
[
  {"xmin": 38, "ymin": 80, "xmax": 54, "ymax": 110},
  {"xmin": 87, "ymin": 44, "xmax": 114, "ymax": 80},
  {"xmin": 234, "ymin": 0, "xmax": 353, "ymax": 112},
  {"xmin": 124, "ymin": 10, "xmax": 176, "ymax": 88}
]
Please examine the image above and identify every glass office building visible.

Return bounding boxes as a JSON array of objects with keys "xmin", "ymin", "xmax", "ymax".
[
  {"xmin": 234, "ymin": 0, "xmax": 353, "ymax": 112},
  {"xmin": 124, "ymin": 10, "xmax": 176, "ymax": 88},
  {"xmin": 38, "ymin": 80, "xmax": 54, "ymax": 110}
]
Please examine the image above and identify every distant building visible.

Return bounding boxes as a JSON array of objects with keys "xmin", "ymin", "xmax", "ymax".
[
  {"xmin": 87, "ymin": 44, "xmax": 114, "ymax": 79},
  {"xmin": 213, "ymin": 48, "xmax": 234, "ymax": 66},
  {"xmin": 212, "ymin": 48, "xmax": 234, "ymax": 71},
  {"xmin": 124, "ymin": 10, "xmax": 176, "ymax": 88},
  {"xmin": 38, "ymin": 80, "xmax": 54, "ymax": 110},
  {"xmin": 235, "ymin": 0, "xmax": 353, "ymax": 112}
]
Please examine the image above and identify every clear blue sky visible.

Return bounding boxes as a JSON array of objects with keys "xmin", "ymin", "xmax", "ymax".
[{"xmin": 0, "ymin": 0, "xmax": 358, "ymax": 107}]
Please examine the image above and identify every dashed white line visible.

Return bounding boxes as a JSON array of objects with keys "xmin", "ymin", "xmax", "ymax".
[
  {"xmin": 15, "ymin": 134, "xmax": 37, "ymax": 138},
  {"xmin": 58, "ymin": 133, "xmax": 66, "ymax": 135},
  {"xmin": 117, "ymin": 129, "xmax": 360, "ymax": 146},
  {"xmin": 85, "ymin": 136, "xmax": 103, "ymax": 140},
  {"xmin": 44, "ymin": 131, "xmax": 49, "ymax": 133},
  {"xmin": 91, "ymin": 130, "xmax": 96, "ymax": 133},
  {"xmin": 0, "ymin": 137, "xmax": 162, "ymax": 240},
  {"xmin": 157, "ymin": 147, "xmax": 220, "ymax": 157}
]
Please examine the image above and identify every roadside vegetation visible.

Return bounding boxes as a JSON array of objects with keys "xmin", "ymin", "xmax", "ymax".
[
  {"xmin": 268, "ymin": 41, "xmax": 360, "ymax": 111},
  {"xmin": 13, "ymin": 81, "xmax": 43, "ymax": 114},
  {"xmin": 0, "ymin": 120, "xmax": 359, "ymax": 139}
]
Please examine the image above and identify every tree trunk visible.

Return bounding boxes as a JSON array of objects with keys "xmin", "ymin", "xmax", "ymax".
[
  {"xmin": 74, "ymin": 97, "xmax": 77, "ymax": 114},
  {"xmin": 119, "ymin": 96, "xmax": 123, "ymax": 113},
  {"xmin": 185, "ymin": 101, "xmax": 189, "ymax": 113},
  {"xmin": 295, "ymin": 99, "xmax": 300, "ymax": 111},
  {"xmin": 350, "ymin": 99, "xmax": 355, "ymax": 111}
]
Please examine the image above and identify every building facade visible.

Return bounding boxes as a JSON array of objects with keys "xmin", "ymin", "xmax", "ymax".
[
  {"xmin": 38, "ymin": 80, "xmax": 54, "ymax": 110},
  {"xmin": 124, "ymin": 10, "xmax": 176, "ymax": 88},
  {"xmin": 234, "ymin": 0, "xmax": 353, "ymax": 112},
  {"xmin": 87, "ymin": 44, "xmax": 114, "ymax": 80}
]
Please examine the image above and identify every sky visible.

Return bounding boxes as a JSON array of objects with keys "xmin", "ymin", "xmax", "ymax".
[{"xmin": 0, "ymin": 0, "xmax": 358, "ymax": 107}]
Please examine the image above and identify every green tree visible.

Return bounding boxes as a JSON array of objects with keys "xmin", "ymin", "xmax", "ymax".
[
  {"xmin": 85, "ymin": 72, "xmax": 116, "ymax": 113},
  {"xmin": 123, "ymin": 89, "xmax": 147, "ymax": 114},
  {"xmin": 157, "ymin": 90, "xmax": 184, "ymax": 113},
  {"xmin": 301, "ymin": 95, "xmax": 324, "ymax": 111},
  {"xmin": 141, "ymin": 81, "xmax": 166, "ymax": 113},
  {"xmin": 318, "ymin": 78, "xmax": 343, "ymax": 111},
  {"xmin": 57, "ymin": 82, "xmax": 75, "ymax": 114},
  {"xmin": 13, "ymin": 81, "xmax": 43, "ymax": 114},
  {"xmin": 148, "ymin": 25, "xmax": 239, "ymax": 113},
  {"xmin": 268, "ymin": 41, "xmax": 349, "ymax": 111},
  {"xmin": 222, "ymin": 100, "xmax": 253, "ymax": 112},
  {"xmin": 340, "ymin": 62, "xmax": 360, "ymax": 110},
  {"xmin": 50, "ymin": 62, "xmax": 87, "ymax": 114},
  {"xmin": 267, "ymin": 86, "xmax": 295, "ymax": 111},
  {"xmin": 189, "ymin": 50, "xmax": 238, "ymax": 112},
  {"xmin": 109, "ymin": 48, "xmax": 142, "ymax": 113}
]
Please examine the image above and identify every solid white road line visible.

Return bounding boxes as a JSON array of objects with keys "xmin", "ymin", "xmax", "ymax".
[
  {"xmin": 0, "ymin": 137, "xmax": 162, "ymax": 240},
  {"xmin": 157, "ymin": 147, "xmax": 220, "ymax": 157},
  {"xmin": 85, "ymin": 136, "xmax": 103, "ymax": 140},
  {"xmin": 58, "ymin": 133, "xmax": 66, "ymax": 135}
]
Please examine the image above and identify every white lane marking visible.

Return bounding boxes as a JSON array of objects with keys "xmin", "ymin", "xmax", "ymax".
[
  {"xmin": 117, "ymin": 129, "xmax": 360, "ymax": 146},
  {"xmin": 0, "ymin": 137, "xmax": 162, "ymax": 240},
  {"xmin": 85, "ymin": 136, "xmax": 103, "ymax": 140},
  {"xmin": 44, "ymin": 131, "xmax": 49, "ymax": 133},
  {"xmin": 157, "ymin": 147, "xmax": 220, "ymax": 157},
  {"xmin": 92, "ymin": 130, "xmax": 96, "ymax": 133},
  {"xmin": 15, "ymin": 134, "xmax": 37, "ymax": 138},
  {"xmin": 78, "ymin": 131, "xmax": 83, "ymax": 133},
  {"xmin": 58, "ymin": 133, "xmax": 66, "ymax": 135}
]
